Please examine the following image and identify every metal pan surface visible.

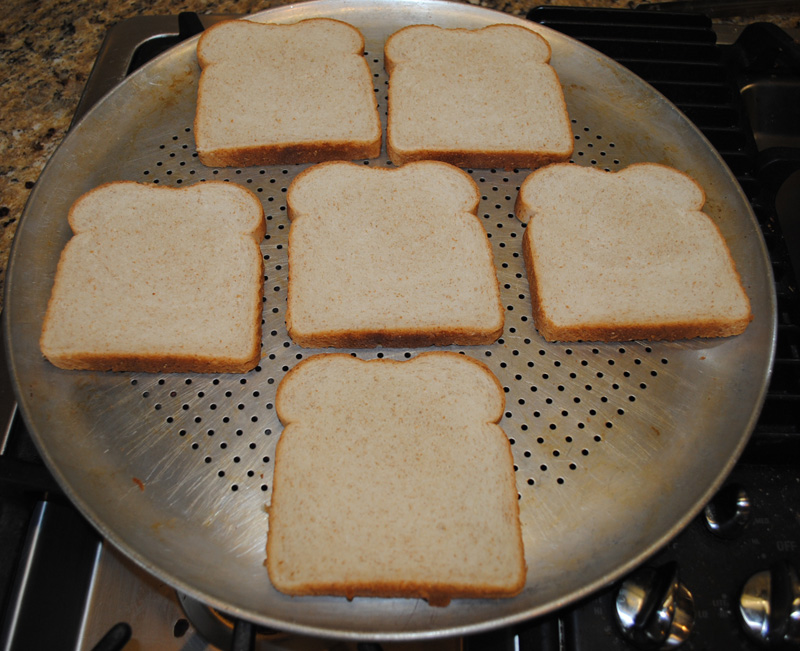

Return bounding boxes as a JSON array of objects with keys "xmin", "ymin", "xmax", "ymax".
[{"xmin": 3, "ymin": 0, "xmax": 775, "ymax": 640}]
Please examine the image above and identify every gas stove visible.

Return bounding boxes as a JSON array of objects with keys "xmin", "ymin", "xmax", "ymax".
[{"xmin": 1, "ymin": 7, "xmax": 799, "ymax": 651}]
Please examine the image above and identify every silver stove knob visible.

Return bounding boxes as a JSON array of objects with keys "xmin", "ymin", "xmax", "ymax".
[
  {"xmin": 704, "ymin": 483, "xmax": 751, "ymax": 539},
  {"xmin": 739, "ymin": 562, "xmax": 800, "ymax": 647},
  {"xmin": 615, "ymin": 562, "xmax": 695, "ymax": 649}
]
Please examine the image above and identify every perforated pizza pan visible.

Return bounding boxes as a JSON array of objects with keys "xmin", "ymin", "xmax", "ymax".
[{"xmin": 3, "ymin": 0, "xmax": 775, "ymax": 641}]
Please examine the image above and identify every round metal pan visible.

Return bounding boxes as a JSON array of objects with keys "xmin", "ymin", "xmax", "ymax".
[{"xmin": 3, "ymin": 0, "xmax": 775, "ymax": 640}]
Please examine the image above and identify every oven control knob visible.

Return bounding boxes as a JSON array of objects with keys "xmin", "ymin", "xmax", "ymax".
[
  {"xmin": 615, "ymin": 561, "xmax": 695, "ymax": 649},
  {"xmin": 739, "ymin": 561, "xmax": 800, "ymax": 647},
  {"xmin": 704, "ymin": 483, "xmax": 751, "ymax": 539}
]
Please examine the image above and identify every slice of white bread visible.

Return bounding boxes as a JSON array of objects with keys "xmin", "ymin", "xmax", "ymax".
[
  {"xmin": 195, "ymin": 18, "xmax": 382, "ymax": 167},
  {"xmin": 516, "ymin": 163, "xmax": 753, "ymax": 342},
  {"xmin": 285, "ymin": 161, "xmax": 504, "ymax": 348},
  {"xmin": 267, "ymin": 351, "xmax": 526, "ymax": 606},
  {"xmin": 39, "ymin": 181, "xmax": 266, "ymax": 373},
  {"xmin": 384, "ymin": 24, "xmax": 573, "ymax": 170}
]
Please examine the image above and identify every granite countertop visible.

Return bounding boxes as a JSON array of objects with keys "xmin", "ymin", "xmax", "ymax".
[{"xmin": 0, "ymin": 0, "xmax": 798, "ymax": 313}]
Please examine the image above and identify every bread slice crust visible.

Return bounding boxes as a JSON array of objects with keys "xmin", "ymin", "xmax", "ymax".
[
  {"xmin": 195, "ymin": 18, "xmax": 381, "ymax": 167},
  {"xmin": 196, "ymin": 139, "xmax": 381, "ymax": 169},
  {"xmin": 267, "ymin": 352, "xmax": 526, "ymax": 605},
  {"xmin": 39, "ymin": 181, "xmax": 266, "ymax": 373},
  {"xmin": 386, "ymin": 146, "xmax": 572, "ymax": 173},
  {"xmin": 286, "ymin": 325, "xmax": 504, "ymax": 349},
  {"xmin": 384, "ymin": 24, "xmax": 573, "ymax": 170},
  {"xmin": 285, "ymin": 160, "xmax": 504, "ymax": 348},
  {"xmin": 517, "ymin": 163, "xmax": 753, "ymax": 342}
]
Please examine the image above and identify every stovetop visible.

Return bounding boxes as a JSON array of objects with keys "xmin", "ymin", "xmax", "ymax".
[{"xmin": 1, "ymin": 8, "xmax": 799, "ymax": 651}]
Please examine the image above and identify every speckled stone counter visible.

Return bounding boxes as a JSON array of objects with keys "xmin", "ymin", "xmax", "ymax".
[{"xmin": 0, "ymin": 0, "xmax": 798, "ymax": 311}]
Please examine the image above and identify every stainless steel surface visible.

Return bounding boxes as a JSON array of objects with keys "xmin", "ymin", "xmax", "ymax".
[
  {"xmin": 78, "ymin": 542, "xmax": 194, "ymax": 651},
  {"xmin": 739, "ymin": 563, "xmax": 800, "ymax": 646},
  {"xmin": 740, "ymin": 80, "xmax": 800, "ymax": 151},
  {"xmin": 703, "ymin": 483, "xmax": 752, "ymax": 539},
  {"xmin": 615, "ymin": 564, "xmax": 695, "ymax": 649},
  {"xmin": 2, "ymin": 0, "xmax": 776, "ymax": 641},
  {"xmin": 740, "ymin": 569, "xmax": 772, "ymax": 644},
  {"xmin": 669, "ymin": 585, "xmax": 695, "ymax": 649}
]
